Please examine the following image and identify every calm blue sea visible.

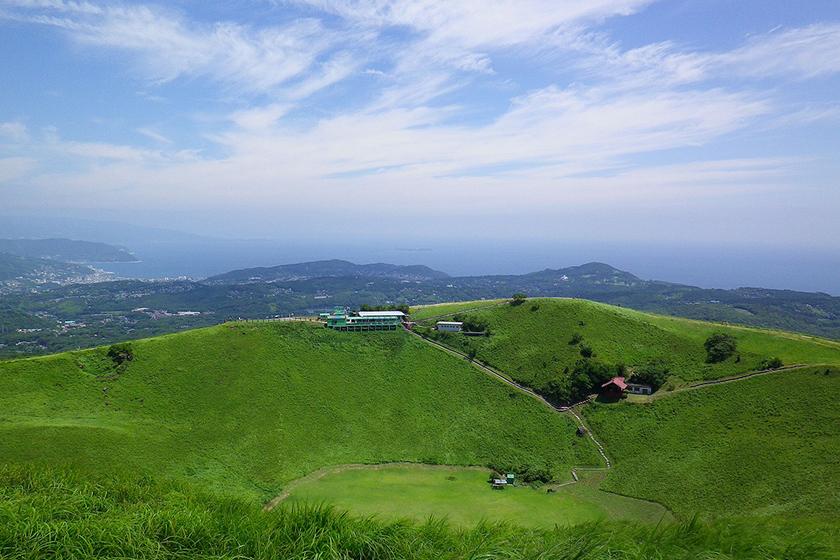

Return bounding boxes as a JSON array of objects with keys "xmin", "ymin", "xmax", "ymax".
[{"xmin": 96, "ymin": 239, "xmax": 840, "ymax": 295}]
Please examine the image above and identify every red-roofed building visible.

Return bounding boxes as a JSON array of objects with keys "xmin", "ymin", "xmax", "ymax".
[{"xmin": 600, "ymin": 376, "xmax": 627, "ymax": 399}]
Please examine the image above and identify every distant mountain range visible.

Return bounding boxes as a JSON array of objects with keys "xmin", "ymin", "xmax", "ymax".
[
  {"xmin": 1, "ymin": 257, "xmax": 839, "ymax": 358},
  {"xmin": 0, "ymin": 238, "xmax": 137, "ymax": 263},
  {"xmin": 206, "ymin": 259, "xmax": 449, "ymax": 284}
]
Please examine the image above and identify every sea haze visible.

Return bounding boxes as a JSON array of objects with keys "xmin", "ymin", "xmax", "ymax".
[{"xmin": 94, "ymin": 239, "xmax": 840, "ymax": 296}]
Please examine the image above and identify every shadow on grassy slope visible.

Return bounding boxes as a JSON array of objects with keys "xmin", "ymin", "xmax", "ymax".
[{"xmin": 0, "ymin": 321, "xmax": 598, "ymax": 499}]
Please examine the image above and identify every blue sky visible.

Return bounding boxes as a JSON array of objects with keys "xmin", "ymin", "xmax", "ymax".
[{"xmin": 1, "ymin": 0, "xmax": 839, "ymax": 253}]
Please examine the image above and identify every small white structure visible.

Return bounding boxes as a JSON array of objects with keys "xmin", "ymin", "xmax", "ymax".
[
  {"xmin": 436, "ymin": 321, "xmax": 463, "ymax": 332},
  {"xmin": 626, "ymin": 383, "xmax": 653, "ymax": 395}
]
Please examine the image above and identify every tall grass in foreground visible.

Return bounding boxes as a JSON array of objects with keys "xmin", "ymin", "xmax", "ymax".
[{"xmin": 0, "ymin": 466, "xmax": 836, "ymax": 560}]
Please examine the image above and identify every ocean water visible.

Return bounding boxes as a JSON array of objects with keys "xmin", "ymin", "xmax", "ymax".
[{"xmin": 95, "ymin": 239, "xmax": 840, "ymax": 295}]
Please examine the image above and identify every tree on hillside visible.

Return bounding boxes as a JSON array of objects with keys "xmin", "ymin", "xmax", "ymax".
[
  {"xmin": 544, "ymin": 377, "xmax": 571, "ymax": 405},
  {"xmin": 569, "ymin": 359, "xmax": 615, "ymax": 402},
  {"xmin": 704, "ymin": 333, "xmax": 738, "ymax": 363},
  {"xmin": 510, "ymin": 293, "xmax": 527, "ymax": 306},
  {"xmin": 632, "ymin": 360, "xmax": 670, "ymax": 390}
]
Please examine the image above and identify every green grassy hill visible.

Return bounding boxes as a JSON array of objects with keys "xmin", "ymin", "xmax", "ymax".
[
  {"xmin": 411, "ymin": 298, "xmax": 840, "ymax": 398},
  {"xmin": 2, "ymin": 303, "xmax": 840, "ymax": 556},
  {"xmin": 4, "ymin": 466, "xmax": 834, "ymax": 560},
  {"xmin": 584, "ymin": 366, "xmax": 840, "ymax": 520},
  {"xmin": 0, "ymin": 321, "xmax": 598, "ymax": 499}
]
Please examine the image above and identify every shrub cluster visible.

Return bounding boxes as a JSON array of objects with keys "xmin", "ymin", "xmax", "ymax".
[
  {"xmin": 451, "ymin": 314, "xmax": 490, "ymax": 334},
  {"xmin": 631, "ymin": 360, "xmax": 670, "ymax": 390},
  {"xmin": 704, "ymin": 333, "xmax": 738, "ymax": 363},
  {"xmin": 758, "ymin": 357, "xmax": 784, "ymax": 370},
  {"xmin": 107, "ymin": 343, "xmax": 134, "ymax": 367}
]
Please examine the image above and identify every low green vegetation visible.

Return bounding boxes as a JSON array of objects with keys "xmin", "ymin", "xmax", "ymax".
[
  {"xmin": 412, "ymin": 298, "xmax": 840, "ymax": 402},
  {"xmin": 0, "ymin": 321, "xmax": 597, "ymax": 498},
  {"xmin": 583, "ymin": 366, "xmax": 840, "ymax": 520},
  {"xmin": 1, "ymin": 465, "xmax": 835, "ymax": 560},
  {"xmin": 284, "ymin": 464, "xmax": 671, "ymax": 528}
]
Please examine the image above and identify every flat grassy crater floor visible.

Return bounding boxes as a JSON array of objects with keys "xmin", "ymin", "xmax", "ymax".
[
  {"xmin": 283, "ymin": 464, "xmax": 672, "ymax": 528},
  {"xmin": 3, "ymin": 466, "xmax": 834, "ymax": 560},
  {"xmin": 411, "ymin": 299, "xmax": 840, "ymax": 394},
  {"xmin": 0, "ymin": 321, "xmax": 598, "ymax": 500},
  {"xmin": 583, "ymin": 366, "xmax": 840, "ymax": 520}
]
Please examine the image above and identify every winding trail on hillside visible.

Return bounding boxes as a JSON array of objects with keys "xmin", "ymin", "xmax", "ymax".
[
  {"xmin": 650, "ymin": 363, "xmax": 822, "ymax": 400},
  {"xmin": 405, "ymin": 328, "xmax": 613, "ymax": 471},
  {"xmin": 405, "ymin": 329, "xmax": 828, "ymax": 471}
]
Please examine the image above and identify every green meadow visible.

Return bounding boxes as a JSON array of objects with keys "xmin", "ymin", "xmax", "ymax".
[
  {"xmin": 412, "ymin": 298, "xmax": 840, "ymax": 395},
  {"xmin": 283, "ymin": 464, "xmax": 671, "ymax": 528},
  {"xmin": 0, "ymin": 321, "xmax": 597, "ymax": 499},
  {"xmin": 583, "ymin": 366, "xmax": 840, "ymax": 520},
  {"xmin": 3, "ymin": 465, "xmax": 835, "ymax": 560}
]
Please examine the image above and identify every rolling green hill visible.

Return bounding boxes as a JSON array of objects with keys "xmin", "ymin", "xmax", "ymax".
[
  {"xmin": 411, "ymin": 298, "xmax": 840, "ymax": 400},
  {"xmin": 0, "ymin": 321, "xmax": 598, "ymax": 499},
  {"xmin": 583, "ymin": 366, "xmax": 840, "ymax": 521}
]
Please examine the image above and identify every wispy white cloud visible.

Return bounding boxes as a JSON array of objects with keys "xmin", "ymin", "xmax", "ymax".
[
  {"xmin": 584, "ymin": 23, "xmax": 840, "ymax": 86},
  {"xmin": 0, "ymin": 0, "xmax": 101, "ymax": 14},
  {"xmin": 136, "ymin": 127, "xmax": 172, "ymax": 145},
  {"xmin": 723, "ymin": 23, "xmax": 840, "ymax": 80},
  {"xmin": 0, "ymin": 121, "xmax": 30, "ymax": 142},
  {"xmin": 291, "ymin": 0, "xmax": 654, "ymax": 47},
  {"xmin": 58, "ymin": 141, "xmax": 164, "ymax": 162},
  {"xmin": 0, "ymin": 157, "xmax": 36, "ymax": 183},
  {"xmin": 228, "ymin": 103, "xmax": 295, "ymax": 130},
  {"xmin": 2, "ymin": 1, "xmax": 839, "ymax": 246},
  {"xmin": 285, "ymin": 51, "xmax": 361, "ymax": 100},
  {"xmin": 1, "ymin": 2, "xmax": 349, "ymax": 95},
  {"xmin": 771, "ymin": 105, "xmax": 840, "ymax": 127}
]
